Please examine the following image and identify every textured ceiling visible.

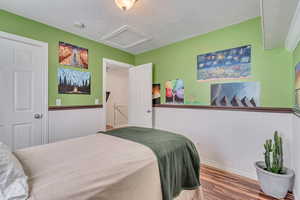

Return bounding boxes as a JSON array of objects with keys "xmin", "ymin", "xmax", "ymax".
[{"xmin": 0, "ymin": 0, "xmax": 260, "ymax": 54}]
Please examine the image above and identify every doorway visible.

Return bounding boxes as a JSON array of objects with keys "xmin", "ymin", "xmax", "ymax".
[
  {"xmin": 106, "ymin": 62, "xmax": 129, "ymax": 130},
  {"xmin": 102, "ymin": 59, "xmax": 131, "ymax": 131},
  {"xmin": 102, "ymin": 58, "xmax": 153, "ymax": 132}
]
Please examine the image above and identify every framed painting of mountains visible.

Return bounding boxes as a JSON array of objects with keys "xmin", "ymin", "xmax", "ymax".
[{"xmin": 211, "ymin": 82, "xmax": 260, "ymax": 107}]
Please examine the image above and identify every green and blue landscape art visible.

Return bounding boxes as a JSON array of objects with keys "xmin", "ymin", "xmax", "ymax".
[{"xmin": 197, "ymin": 45, "xmax": 251, "ymax": 81}]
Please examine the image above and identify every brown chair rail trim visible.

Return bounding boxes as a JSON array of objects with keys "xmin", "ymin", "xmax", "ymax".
[
  {"xmin": 49, "ymin": 105, "xmax": 103, "ymax": 111},
  {"xmin": 153, "ymin": 104, "xmax": 293, "ymax": 113},
  {"xmin": 49, "ymin": 104, "xmax": 292, "ymax": 113}
]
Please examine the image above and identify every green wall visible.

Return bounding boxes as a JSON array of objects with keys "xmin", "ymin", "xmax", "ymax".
[
  {"xmin": 0, "ymin": 10, "xmax": 134, "ymax": 106},
  {"xmin": 0, "ymin": 11, "xmax": 294, "ymax": 108},
  {"xmin": 135, "ymin": 17, "xmax": 293, "ymax": 108}
]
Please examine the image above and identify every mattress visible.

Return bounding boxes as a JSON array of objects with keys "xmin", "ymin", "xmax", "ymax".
[
  {"xmin": 102, "ymin": 127, "xmax": 201, "ymax": 200},
  {"xmin": 14, "ymin": 134, "xmax": 202, "ymax": 200}
]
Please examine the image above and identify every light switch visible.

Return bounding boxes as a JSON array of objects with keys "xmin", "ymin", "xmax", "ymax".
[
  {"xmin": 95, "ymin": 98, "xmax": 99, "ymax": 105},
  {"xmin": 56, "ymin": 99, "xmax": 61, "ymax": 106}
]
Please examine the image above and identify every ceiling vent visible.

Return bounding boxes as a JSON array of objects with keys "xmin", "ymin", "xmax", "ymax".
[{"xmin": 101, "ymin": 25, "xmax": 151, "ymax": 49}]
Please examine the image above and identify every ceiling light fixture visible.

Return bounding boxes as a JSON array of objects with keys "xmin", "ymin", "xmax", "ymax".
[{"xmin": 115, "ymin": 0, "xmax": 137, "ymax": 11}]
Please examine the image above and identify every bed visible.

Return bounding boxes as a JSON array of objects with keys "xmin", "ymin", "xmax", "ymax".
[{"xmin": 12, "ymin": 127, "xmax": 203, "ymax": 200}]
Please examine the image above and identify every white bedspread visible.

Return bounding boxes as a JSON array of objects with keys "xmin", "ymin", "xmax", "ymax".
[{"xmin": 14, "ymin": 134, "xmax": 201, "ymax": 200}]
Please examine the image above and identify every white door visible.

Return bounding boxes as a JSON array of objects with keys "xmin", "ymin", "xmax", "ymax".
[
  {"xmin": 128, "ymin": 63, "xmax": 153, "ymax": 128},
  {"xmin": 0, "ymin": 32, "xmax": 48, "ymax": 151}
]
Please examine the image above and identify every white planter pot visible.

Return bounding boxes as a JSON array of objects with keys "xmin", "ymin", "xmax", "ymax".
[{"xmin": 254, "ymin": 161, "xmax": 295, "ymax": 199}]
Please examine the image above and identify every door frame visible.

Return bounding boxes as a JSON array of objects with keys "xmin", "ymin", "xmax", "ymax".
[
  {"xmin": 102, "ymin": 58, "xmax": 132, "ymax": 131},
  {"xmin": 0, "ymin": 31, "xmax": 49, "ymax": 145}
]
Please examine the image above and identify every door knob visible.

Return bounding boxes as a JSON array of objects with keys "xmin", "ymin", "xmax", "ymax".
[
  {"xmin": 147, "ymin": 110, "xmax": 152, "ymax": 113},
  {"xmin": 34, "ymin": 113, "xmax": 43, "ymax": 119}
]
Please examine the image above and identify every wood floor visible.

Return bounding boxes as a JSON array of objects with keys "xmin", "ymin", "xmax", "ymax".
[{"xmin": 200, "ymin": 165, "xmax": 294, "ymax": 200}]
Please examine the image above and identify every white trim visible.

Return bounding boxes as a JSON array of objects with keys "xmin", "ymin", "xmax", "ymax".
[
  {"xmin": 260, "ymin": 0, "xmax": 267, "ymax": 50},
  {"xmin": 102, "ymin": 58, "xmax": 132, "ymax": 131},
  {"xmin": 115, "ymin": 124, "xmax": 129, "ymax": 129},
  {"xmin": 103, "ymin": 58, "xmax": 132, "ymax": 69},
  {"xmin": 285, "ymin": 0, "xmax": 300, "ymax": 52},
  {"xmin": 295, "ymin": 191, "xmax": 299, "ymax": 200},
  {"xmin": 296, "ymin": 193, "xmax": 300, "ymax": 200},
  {"xmin": 0, "ymin": 31, "xmax": 49, "ymax": 145},
  {"xmin": 0, "ymin": 31, "xmax": 47, "ymax": 48}
]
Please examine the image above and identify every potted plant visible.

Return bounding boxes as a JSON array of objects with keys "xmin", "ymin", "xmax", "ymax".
[{"xmin": 254, "ymin": 131, "xmax": 295, "ymax": 199}]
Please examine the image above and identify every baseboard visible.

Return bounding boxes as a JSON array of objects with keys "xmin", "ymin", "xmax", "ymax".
[
  {"xmin": 294, "ymin": 190, "xmax": 299, "ymax": 200},
  {"xmin": 116, "ymin": 124, "xmax": 129, "ymax": 128},
  {"xmin": 201, "ymin": 158, "xmax": 257, "ymax": 180}
]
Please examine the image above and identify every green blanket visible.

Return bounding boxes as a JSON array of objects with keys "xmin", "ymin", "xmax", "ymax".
[{"xmin": 102, "ymin": 127, "xmax": 200, "ymax": 200}]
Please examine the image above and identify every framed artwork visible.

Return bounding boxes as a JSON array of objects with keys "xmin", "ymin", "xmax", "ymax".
[
  {"xmin": 295, "ymin": 63, "xmax": 300, "ymax": 90},
  {"xmin": 165, "ymin": 79, "xmax": 184, "ymax": 104},
  {"xmin": 295, "ymin": 63, "xmax": 300, "ymax": 110},
  {"xmin": 152, "ymin": 84, "xmax": 161, "ymax": 104},
  {"xmin": 211, "ymin": 82, "xmax": 260, "ymax": 107},
  {"xmin": 197, "ymin": 45, "xmax": 251, "ymax": 81},
  {"xmin": 59, "ymin": 42, "xmax": 88, "ymax": 69},
  {"xmin": 58, "ymin": 68, "xmax": 91, "ymax": 94}
]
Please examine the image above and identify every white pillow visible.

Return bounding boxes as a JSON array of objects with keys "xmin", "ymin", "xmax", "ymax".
[{"xmin": 0, "ymin": 142, "xmax": 29, "ymax": 200}]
